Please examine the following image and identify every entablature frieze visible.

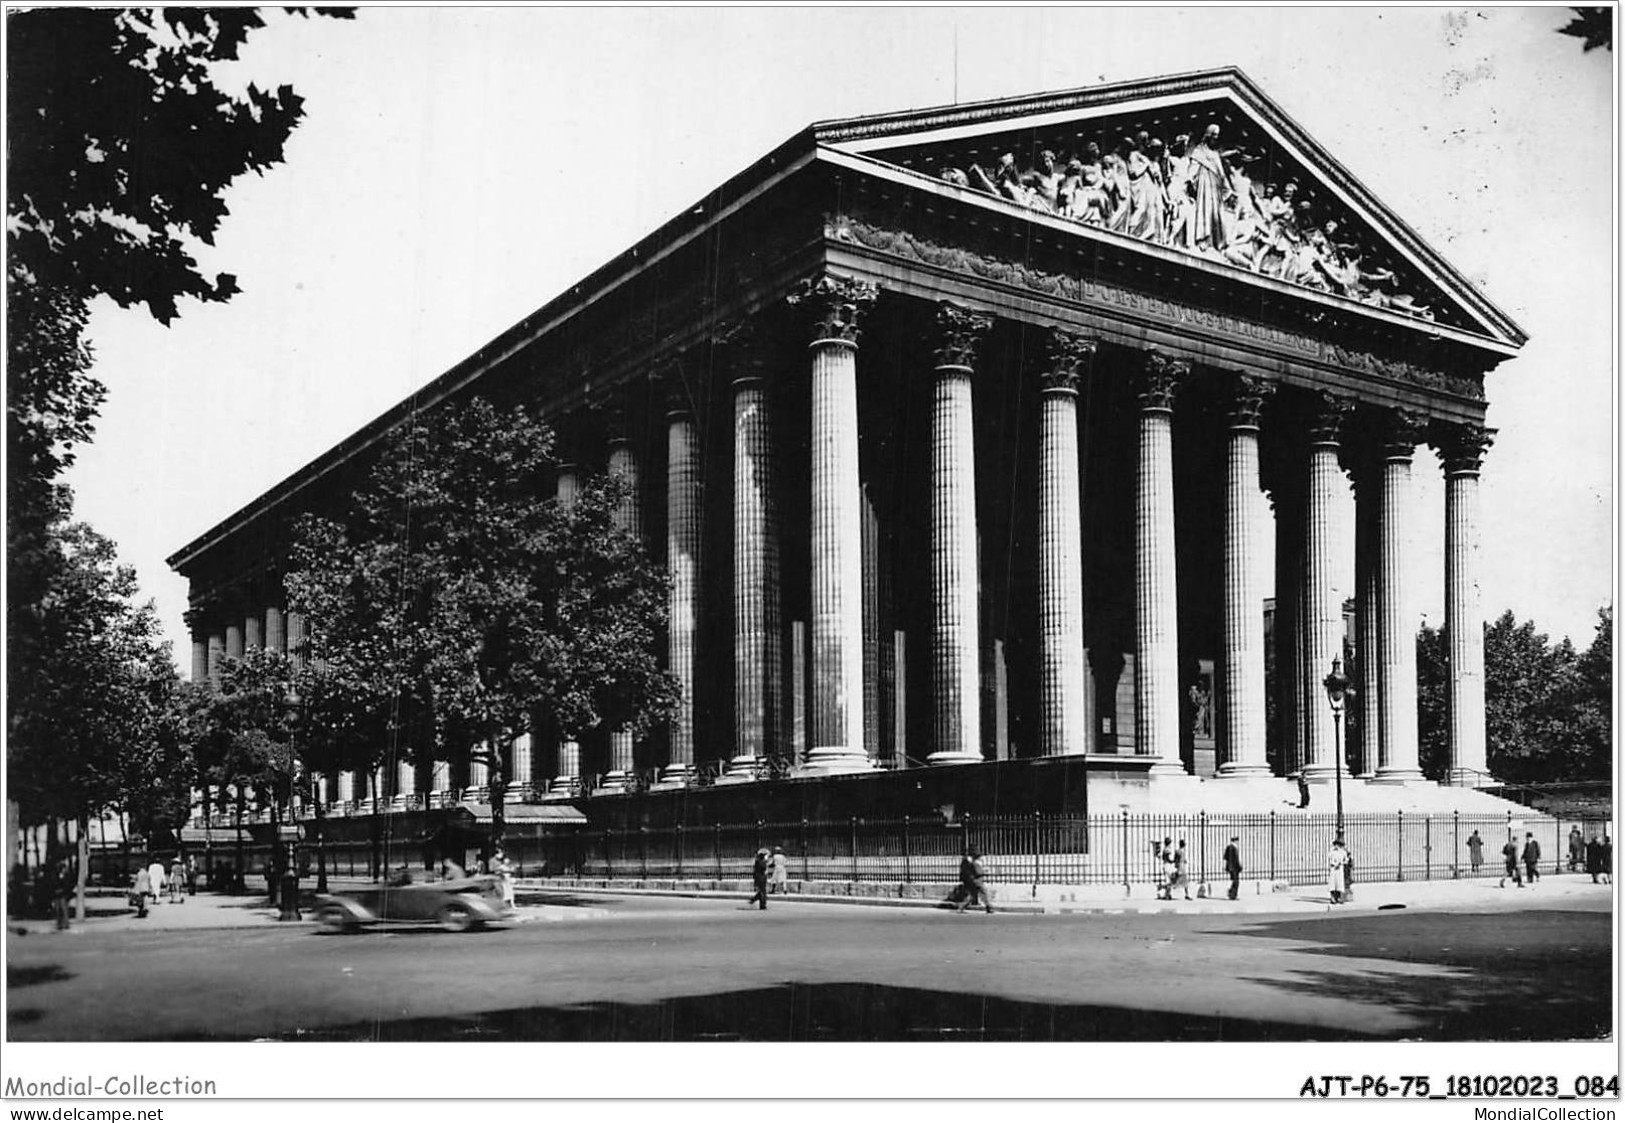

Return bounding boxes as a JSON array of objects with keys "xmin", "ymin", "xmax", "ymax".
[{"xmin": 824, "ymin": 212, "xmax": 1489, "ymax": 418}]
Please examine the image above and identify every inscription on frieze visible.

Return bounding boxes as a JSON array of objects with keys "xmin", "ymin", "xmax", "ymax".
[{"xmin": 828, "ymin": 214, "xmax": 1483, "ymax": 401}]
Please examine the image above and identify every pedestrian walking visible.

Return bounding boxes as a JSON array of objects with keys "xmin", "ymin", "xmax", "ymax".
[
  {"xmin": 1568, "ymin": 826, "xmax": 1585, "ymax": 872},
  {"xmin": 147, "ymin": 858, "xmax": 167, "ymax": 905},
  {"xmin": 749, "ymin": 848, "xmax": 770, "ymax": 910},
  {"xmin": 1342, "ymin": 844, "xmax": 1356, "ymax": 903},
  {"xmin": 1466, "ymin": 830, "xmax": 1484, "ymax": 875},
  {"xmin": 769, "ymin": 846, "xmax": 788, "ymax": 895},
  {"xmin": 1155, "ymin": 836, "xmax": 1175, "ymax": 900},
  {"xmin": 1500, "ymin": 834, "xmax": 1523, "ymax": 888},
  {"xmin": 1327, "ymin": 837, "xmax": 1348, "ymax": 904},
  {"xmin": 1601, "ymin": 834, "xmax": 1612, "ymax": 884},
  {"xmin": 491, "ymin": 847, "xmax": 515, "ymax": 909},
  {"xmin": 955, "ymin": 849, "xmax": 994, "ymax": 913},
  {"xmin": 1586, "ymin": 834, "xmax": 1604, "ymax": 883},
  {"xmin": 185, "ymin": 855, "xmax": 198, "ymax": 896},
  {"xmin": 168, "ymin": 857, "xmax": 186, "ymax": 903},
  {"xmin": 130, "ymin": 866, "xmax": 152, "ymax": 918},
  {"xmin": 1297, "ymin": 774, "xmax": 1311, "ymax": 809},
  {"xmin": 1223, "ymin": 836, "xmax": 1243, "ymax": 900},
  {"xmin": 51, "ymin": 856, "xmax": 75, "ymax": 931},
  {"xmin": 1522, "ymin": 833, "xmax": 1542, "ymax": 884},
  {"xmin": 1172, "ymin": 839, "xmax": 1191, "ymax": 900}
]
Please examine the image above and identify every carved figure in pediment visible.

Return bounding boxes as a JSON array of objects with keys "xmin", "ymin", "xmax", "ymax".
[
  {"xmin": 1034, "ymin": 150, "xmax": 1064, "ymax": 213},
  {"xmin": 1164, "ymin": 134, "xmax": 1195, "ymax": 248},
  {"xmin": 1102, "ymin": 147, "xmax": 1131, "ymax": 232},
  {"xmin": 1251, "ymin": 181, "xmax": 1301, "ymax": 275},
  {"xmin": 1186, "ymin": 123, "xmax": 1229, "ymax": 252},
  {"xmin": 1124, "ymin": 135, "xmax": 1165, "ymax": 242},
  {"xmin": 994, "ymin": 153, "xmax": 1027, "ymax": 205},
  {"xmin": 940, "ymin": 166, "xmax": 970, "ymax": 189}
]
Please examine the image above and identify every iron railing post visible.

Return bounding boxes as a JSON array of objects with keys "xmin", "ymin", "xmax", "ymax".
[
  {"xmin": 1396, "ymin": 810, "xmax": 1405, "ymax": 882},
  {"xmin": 1453, "ymin": 811, "xmax": 1460, "ymax": 879},
  {"xmin": 801, "ymin": 818, "xmax": 809, "ymax": 882},
  {"xmin": 1121, "ymin": 809, "xmax": 1130, "ymax": 891},
  {"xmin": 1269, "ymin": 810, "xmax": 1276, "ymax": 882},
  {"xmin": 1199, "ymin": 810, "xmax": 1207, "ymax": 889},
  {"xmin": 1425, "ymin": 816, "xmax": 1432, "ymax": 881},
  {"xmin": 1033, "ymin": 811, "xmax": 1042, "ymax": 889},
  {"xmin": 714, "ymin": 823, "xmax": 722, "ymax": 881},
  {"xmin": 676, "ymin": 823, "xmax": 684, "ymax": 878},
  {"xmin": 850, "ymin": 817, "xmax": 858, "ymax": 882},
  {"xmin": 639, "ymin": 826, "xmax": 648, "ymax": 880},
  {"xmin": 903, "ymin": 815, "xmax": 912, "ymax": 884}
]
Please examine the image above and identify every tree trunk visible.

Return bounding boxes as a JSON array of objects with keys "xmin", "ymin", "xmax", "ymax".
[
  {"xmin": 75, "ymin": 815, "xmax": 90, "ymax": 922},
  {"xmin": 489, "ymin": 729, "xmax": 507, "ymax": 854}
]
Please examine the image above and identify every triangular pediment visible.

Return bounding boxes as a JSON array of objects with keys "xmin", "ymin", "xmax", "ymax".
[{"xmin": 814, "ymin": 68, "xmax": 1524, "ymax": 349}]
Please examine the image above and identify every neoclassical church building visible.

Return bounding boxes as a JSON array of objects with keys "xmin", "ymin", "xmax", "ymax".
[{"xmin": 169, "ymin": 69, "xmax": 1525, "ymax": 819}]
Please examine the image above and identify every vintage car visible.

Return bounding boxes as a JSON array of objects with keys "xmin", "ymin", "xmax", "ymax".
[{"xmin": 313, "ymin": 873, "xmax": 512, "ymax": 933}]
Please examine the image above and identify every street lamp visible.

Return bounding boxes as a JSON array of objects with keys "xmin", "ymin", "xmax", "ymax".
[{"xmin": 1322, "ymin": 655, "xmax": 1352, "ymax": 840}]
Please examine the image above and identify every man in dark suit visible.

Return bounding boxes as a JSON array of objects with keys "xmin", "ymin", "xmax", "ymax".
[{"xmin": 1223, "ymin": 836, "xmax": 1243, "ymax": 900}]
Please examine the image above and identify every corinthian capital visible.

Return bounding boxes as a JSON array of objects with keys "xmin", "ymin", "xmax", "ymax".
[
  {"xmin": 1223, "ymin": 373, "xmax": 1276, "ymax": 429},
  {"xmin": 1434, "ymin": 422, "xmax": 1495, "ymax": 475},
  {"xmin": 789, "ymin": 274, "xmax": 878, "ymax": 347},
  {"xmin": 1134, "ymin": 351, "xmax": 1189, "ymax": 412},
  {"xmin": 933, "ymin": 302, "xmax": 995, "ymax": 370},
  {"xmin": 1381, "ymin": 408, "xmax": 1429, "ymax": 458},
  {"xmin": 1039, "ymin": 328, "xmax": 1098, "ymax": 394},
  {"xmin": 1306, "ymin": 391, "xmax": 1355, "ymax": 446}
]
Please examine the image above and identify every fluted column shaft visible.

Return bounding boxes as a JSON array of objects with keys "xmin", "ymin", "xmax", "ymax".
[
  {"xmin": 207, "ymin": 632, "xmax": 225, "ymax": 685},
  {"xmin": 732, "ymin": 372, "xmax": 776, "ymax": 767},
  {"xmin": 190, "ymin": 636, "xmax": 209, "ymax": 685},
  {"xmin": 1219, "ymin": 376, "xmax": 1274, "ymax": 774},
  {"xmin": 1353, "ymin": 456, "xmax": 1382, "ymax": 777},
  {"xmin": 265, "ymin": 606, "xmax": 286, "ymax": 654},
  {"xmin": 554, "ymin": 464, "xmax": 582, "ymax": 786},
  {"xmin": 1376, "ymin": 412, "xmax": 1424, "ymax": 781},
  {"xmin": 1441, "ymin": 425, "xmax": 1494, "ymax": 785},
  {"xmin": 1302, "ymin": 395, "xmax": 1352, "ymax": 778},
  {"xmin": 397, "ymin": 758, "xmax": 416, "ymax": 798},
  {"xmin": 1037, "ymin": 332, "xmax": 1094, "ymax": 756},
  {"xmin": 286, "ymin": 612, "xmax": 308, "ymax": 669},
  {"xmin": 793, "ymin": 276, "xmax": 877, "ymax": 772},
  {"xmin": 926, "ymin": 303, "xmax": 993, "ymax": 765},
  {"xmin": 1133, "ymin": 354, "xmax": 1186, "ymax": 767},
  {"xmin": 666, "ymin": 394, "xmax": 702, "ymax": 774},
  {"xmin": 225, "ymin": 623, "xmax": 244, "ymax": 661},
  {"xmin": 606, "ymin": 428, "xmax": 642, "ymax": 783}
]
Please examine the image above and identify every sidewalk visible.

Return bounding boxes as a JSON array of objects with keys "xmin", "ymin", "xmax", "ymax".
[{"xmin": 7, "ymin": 872, "xmax": 1608, "ymax": 935}]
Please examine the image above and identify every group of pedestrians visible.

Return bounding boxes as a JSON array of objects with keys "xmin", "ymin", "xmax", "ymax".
[
  {"xmin": 128, "ymin": 855, "xmax": 195, "ymax": 918},
  {"xmin": 747, "ymin": 846, "xmax": 790, "ymax": 909}
]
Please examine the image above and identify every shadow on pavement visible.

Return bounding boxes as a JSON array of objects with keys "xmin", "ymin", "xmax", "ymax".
[
  {"xmin": 244, "ymin": 982, "xmax": 1351, "ymax": 1043},
  {"xmin": 8, "ymin": 963, "xmax": 73, "ymax": 989},
  {"xmin": 1226, "ymin": 909, "xmax": 1612, "ymax": 1040}
]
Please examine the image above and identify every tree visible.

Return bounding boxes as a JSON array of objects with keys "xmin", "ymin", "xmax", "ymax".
[
  {"xmin": 285, "ymin": 396, "xmax": 677, "ymax": 853},
  {"xmin": 1557, "ymin": 7, "xmax": 1612, "ymax": 52},
  {"xmin": 1483, "ymin": 610, "xmax": 1579, "ymax": 784},
  {"xmin": 1414, "ymin": 623, "xmax": 1449, "ymax": 781},
  {"xmin": 7, "ymin": 9, "xmax": 352, "ymax": 683},
  {"xmin": 1556, "ymin": 606, "xmax": 1612, "ymax": 779},
  {"xmin": 6, "ymin": 519, "xmax": 174, "ymax": 917}
]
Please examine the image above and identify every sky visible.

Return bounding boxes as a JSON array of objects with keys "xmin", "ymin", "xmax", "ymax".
[{"xmin": 62, "ymin": 5, "xmax": 1616, "ymax": 665}]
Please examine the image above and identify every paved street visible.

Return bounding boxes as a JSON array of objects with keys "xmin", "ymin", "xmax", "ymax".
[{"xmin": 6, "ymin": 880, "xmax": 1610, "ymax": 1042}]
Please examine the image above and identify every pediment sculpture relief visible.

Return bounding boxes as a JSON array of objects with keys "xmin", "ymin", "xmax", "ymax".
[{"xmin": 937, "ymin": 123, "xmax": 1438, "ymax": 324}]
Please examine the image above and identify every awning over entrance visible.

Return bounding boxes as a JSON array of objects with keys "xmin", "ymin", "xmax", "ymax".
[
  {"xmin": 179, "ymin": 826, "xmax": 253, "ymax": 844},
  {"xmin": 456, "ymin": 802, "xmax": 587, "ymax": 826}
]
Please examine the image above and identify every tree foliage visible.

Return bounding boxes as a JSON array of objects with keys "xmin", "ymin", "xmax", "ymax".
[
  {"xmin": 6, "ymin": 520, "xmax": 176, "ymax": 830},
  {"xmin": 1416, "ymin": 608, "xmax": 1612, "ymax": 784},
  {"xmin": 285, "ymin": 396, "xmax": 677, "ymax": 847}
]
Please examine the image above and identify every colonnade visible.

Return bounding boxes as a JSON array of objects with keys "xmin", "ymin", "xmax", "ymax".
[{"xmin": 188, "ymin": 273, "xmax": 1495, "ymax": 807}]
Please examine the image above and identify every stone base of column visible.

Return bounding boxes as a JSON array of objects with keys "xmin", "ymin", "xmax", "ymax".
[
  {"xmin": 1143, "ymin": 757, "xmax": 1189, "ymax": 776},
  {"xmin": 1215, "ymin": 761, "xmax": 1273, "ymax": 778},
  {"xmin": 1369, "ymin": 768, "xmax": 1425, "ymax": 784},
  {"xmin": 650, "ymin": 764, "xmax": 695, "ymax": 790},
  {"xmin": 542, "ymin": 778, "xmax": 579, "ymax": 800},
  {"xmin": 1299, "ymin": 763, "xmax": 1341, "ymax": 781},
  {"xmin": 715, "ymin": 758, "xmax": 763, "ymax": 785},
  {"xmin": 924, "ymin": 749, "xmax": 983, "ymax": 767},
  {"xmin": 1445, "ymin": 768, "xmax": 1497, "ymax": 788},
  {"xmin": 803, "ymin": 746, "xmax": 876, "ymax": 775},
  {"xmin": 591, "ymin": 771, "xmax": 633, "ymax": 796}
]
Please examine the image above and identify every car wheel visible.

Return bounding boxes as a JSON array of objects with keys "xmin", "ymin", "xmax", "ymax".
[
  {"xmin": 316, "ymin": 905, "xmax": 353, "ymax": 935},
  {"xmin": 437, "ymin": 903, "xmax": 475, "ymax": 933}
]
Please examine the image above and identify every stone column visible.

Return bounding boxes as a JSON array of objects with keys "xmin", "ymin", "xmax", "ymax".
[
  {"xmin": 286, "ymin": 612, "xmax": 308, "ymax": 669},
  {"xmin": 225, "ymin": 621, "xmax": 244, "ymax": 661},
  {"xmin": 1036, "ymin": 329, "xmax": 1096, "ymax": 757},
  {"xmin": 265, "ymin": 606, "xmax": 287, "ymax": 654},
  {"xmin": 1132, "ymin": 352, "xmax": 1187, "ymax": 770},
  {"xmin": 925, "ymin": 302, "xmax": 993, "ymax": 766},
  {"xmin": 663, "ymin": 372, "xmax": 703, "ymax": 785},
  {"xmin": 1375, "ymin": 411, "xmax": 1426, "ymax": 782},
  {"xmin": 207, "ymin": 631, "xmax": 225, "ymax": 685},
  {"xmin": 790, "ymin": 275, "xmax": 877, "ymax": 774},
  {"xmin": 189, "ymin": 630, "xmax": 209, "ymax": 686},
  {"xmin": 1270, "ymin": 478, "xmax": 1305, "ymax": 776},
  {"xmin": 244, "ymin": 611, "xmax": 263, "ymax": 651},
  {"xmin": 1301, "ymin": 393, "xmax": 1353, "ymax": 779},
  {"xmin": 1439, "ymin": 423, "xmax": 1495, "ymax": 786},
  {"xmin": 336, "ymin": 771, "xmax": 354, "ymax": 803},
  {"xmin": 551, "ymin": 461, "xmax": 582, "ymax": 794},
  {"xmin": 1218, "ymin": 375, "xmax": 1274, "ymax": 775},
  {"xmin": 396, "ymin": 759, "xmax": 416, "ymax": 802},
  {"xmin": 723, "ymin": 327, "xmax": 781, "ymax": 782},
  {"xmin": 603, "ymin": 404, "xmax": 642, "ymax": 792},
  {"xmin": 1352, "ymin": 447, "xmax": 1382, "ymax": 778}
]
